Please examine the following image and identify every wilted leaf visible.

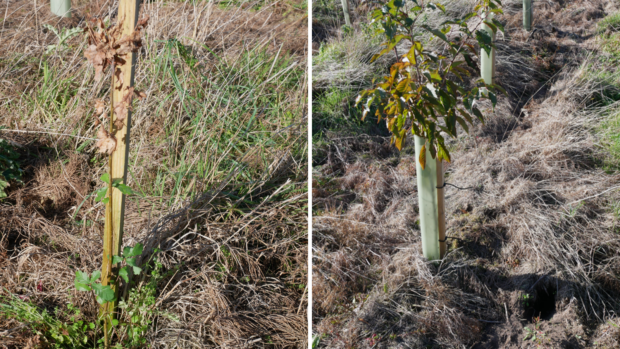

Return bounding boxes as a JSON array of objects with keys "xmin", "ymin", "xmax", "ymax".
[
  {"xmin": 114, "ymin": 87, "xmax": 134, "ymax": 121},
  {"xmin": 94, "ymin": 99, "xmax": 105, "ymax": 115},
  {"xmin": 419, "ymin": 144, "xmax": 426, "ymax": 170},
  {"xmin": 134, "ymin": 90, "xmax": 146, "ymax": 100},
  {"xmin": 95, "ymin": 127, "xmax": 116, "ymax": 155}
]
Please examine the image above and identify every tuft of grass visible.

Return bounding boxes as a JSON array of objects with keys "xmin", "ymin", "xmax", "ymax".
[
  {"xmin": 598, "ymin": 12, "xmax": 620, "ymax": 33},
  {"xmin": 0, "ymin": 295, "xmax": 92, "ymax": 348}
]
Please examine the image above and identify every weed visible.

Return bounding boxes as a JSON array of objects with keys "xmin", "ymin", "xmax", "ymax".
[
  {"xmin": 522, "ymin": 316, "xmax": 550, "ymax": 348},
  {"xmin": 0, "ymin": 294, "xmax": 93, "ymax": 348},
  {"xmin": 598, "ymin": 12, "xmax": 620, "ymax": 34},
  {"xmin": 0, "ymin": 135, "xmax": 23, "ymax": 198},
  {"xmin": 114, "ymin": 258, "xmax": 179, "ymax": 348},
  {"xmin": 312, "ymin": 334, "xmax": 322, "ymax": 348},
  {"xmin": 522, "ymin": 293, "xmax": 531, "ymax": 307},
  {"xmin": 43, "ymin": 24, "xmax": 83, "ymax": 54}
]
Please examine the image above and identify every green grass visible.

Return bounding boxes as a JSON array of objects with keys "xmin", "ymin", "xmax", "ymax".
[
  {"xmin": 0, "ymin": 295, "xmax": 92, "ymax": 348},
  {"xmin": 589, "ymin": 12, "xmax": 620, "ymax": 172},
  {"xmin": 598, "ymin": 12, "xmax": 620, "ymax": 34},
  {"xmin": 1, "ymin": 29, "xmax": 306, "ymax": 212},
  {"xmin": 0, "ymin": 2, "xmax": 307, "ymax": 347}
]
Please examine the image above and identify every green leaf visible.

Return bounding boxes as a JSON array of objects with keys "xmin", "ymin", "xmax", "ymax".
[
  {"xmin": 124, "ymin": 243, "xmax": 143, "ymax": 258},
  {"xmin": 92, "ymin": 284, "xmax": 115, "ymax": 304},
  {"xmin": 89, "ymin": 271, "xmax": 101, "ymax": 283},
  {"xmin": 94, "ymin": 187, "xmax": 108, "ymax": 203},
  {"xmin": 101, "ymin": 198, "xmax": 109, "ymax": 204},
  {"xmin": 119, "ymin": 267, "xmax": 129, "ymax": 283},
  {"xmin": 75, "ymin": 282, "xmax": 91, "ymax": 292},
  {"xmin": 437, "ymin": 139, "xmax": 451, "ymax": 162},
  {"xmin": 0, "ymin": 179, "xmax": 9, "ymax": 198},
  {"xmin": 132, "ymin": 266, "xmax": 142, "ymax": 275},
  {"xmin": 423, "ymin": 26, "xmax": 450, "ymax": 44},
  {"xmin": 491, "ymin": 18, "xmax": 505, "ymax": 33},
  {"xmin": 126, "ymin": 257, "xmax": 137, "ymax": 268},
  {"xmin": 75, "ymin": 270, "xmax": 90, "ymax": 284},
  {"xmin": 111, "ymin": 319, "xmax": 119, "ymax": 326},
  {"xmin": 112, "ymin": 255, "xmax": 123, "ymax": 265},
  {"xmin": 472, "ymin": 107, "xmax": 484, "ymax": 123},
  {"xmin": 475, "ymin": 29, "xmax": 493, "ymax": 56},
  {"xmin": 114, "ymin": 183, "xmax": 134, "ymax": 195},
  {"xmin": 488, "ymin": 91, "xmax": 497, "ymax": 108},
  {"xmin": 100, "ymin": 173, "xmax": 110, "ymax": 183},
  {"xmin": 483, "ymin": 21, "xmax": 498, "ymax": 35}
]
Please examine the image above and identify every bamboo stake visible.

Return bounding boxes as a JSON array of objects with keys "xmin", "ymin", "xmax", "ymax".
[
  {"xmin": 523, "ymin": 0, "xmax": 532, "ymax": 31},
  {"xmin": 99, "ymin": 0, "xmax": 140, "ymax": 345},
  {"xmin": 414, "ymin": 135, "xmax": 440, "ymax": 261},
  {"xmin": 341, "ymin": 0, "xmax": 351, "ymax": 27},
  {"xmin": 480, "ymin": 11, "xmax": 496, "ymax": 85},
  {"xmin": 436, "ymin": 158, "xmax": 446, "ymax": 259}
]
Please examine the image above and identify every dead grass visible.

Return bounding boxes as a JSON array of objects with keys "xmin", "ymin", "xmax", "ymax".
[
  {"xmin": 313, "ymin": 0, "xmax": 620, "ymax": 348},
  {"xmin": 0, "ymin": 0, "xmax": 308, "ymax": 348}
]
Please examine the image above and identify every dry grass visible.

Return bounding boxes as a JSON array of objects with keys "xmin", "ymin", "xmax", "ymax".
[
  {"xmin": 0, "ymin": 0, "xmax": 308, "ymax": 347},
  {"xmin": 313, "ymin": 0, "xmax": 620, "ymax": 348}
]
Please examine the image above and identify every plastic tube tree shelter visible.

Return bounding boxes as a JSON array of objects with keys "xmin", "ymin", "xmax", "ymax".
[
  {"xmin": 523, "ymin": 0, "xmax": 532, "ymax": 31},
  {"xmin": 50, "ymin": 0, "xmax": 71, "ymax": 17},
  {"xmin": 341, "ymin": 0, "xmax": 351, "ymax": 27},
  {"xmin": 481, "ymin": 11, "xmax": 496, "ymax": 85},
  {"xmin": 414, "ymin": 136, "xmax": 446, "ymax": 260}
]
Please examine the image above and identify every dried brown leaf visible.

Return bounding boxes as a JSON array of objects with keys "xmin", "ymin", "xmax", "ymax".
[
  {"xmin": 114, "ymin": 119, "xmax": 125, "ymax": 129},
  {"xmin": 95, "ymin": 99, "xmax": 105, "ymax": 115},
  {"xmin": 114, "ymin": 88, "xmax": 134, "ymax": 121},
  {"xmin": 95, "ymin": 127, "xmax": 116, "ymax": 155},
  {"xmin": 134, "ymin": 89, "xmax": 146, "ymax": 100}
]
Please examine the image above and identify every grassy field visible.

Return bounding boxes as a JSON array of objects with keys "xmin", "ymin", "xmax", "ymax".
[
  {"xmin": 0, "ymin": 0, "xmax": 307, "ymax": 347},
  {"xmin": 312, "ymin": 0, "xmax": 620, "ymax": 348}
]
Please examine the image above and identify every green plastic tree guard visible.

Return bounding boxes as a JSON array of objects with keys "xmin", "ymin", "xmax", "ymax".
[
  {"xmin": 341, "ymin": 0, "xmax": 351, "ymax": 27},
  {"xmin": 414, "ymin": 135, "xmax": 441, "ymax": 261},
  {"xmin": 523, "ymin": 0, "xmax": 532, "ymax": 31},
  {"xmin": 50, "ymin": 0, "xmax": 71, "ymax": 17},
  {"xmin": 480, "ymin": 12, "xmax": 495, "ymax": 85}
]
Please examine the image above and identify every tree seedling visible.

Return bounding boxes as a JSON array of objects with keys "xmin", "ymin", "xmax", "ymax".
[
  {"xmin": 75, "ymin": 4, "xmax": 148, "ymax": 347},
  {"xmin": 357, "ymin": 0, "xmax": 505, "ymax": 166},
  {"xmin": 356, "ymin": 0, "xmax": 505, "ymax": 260}
]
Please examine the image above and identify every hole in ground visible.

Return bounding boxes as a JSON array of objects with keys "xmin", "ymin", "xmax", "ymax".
[{"xmin": 523, "ymin": 283, "xmax": 557, "ymax": 322}]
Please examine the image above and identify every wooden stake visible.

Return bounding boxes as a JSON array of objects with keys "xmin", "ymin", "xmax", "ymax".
[
  {"xmin": 99, "ymin": 0, "xmax": 140, "ymax": 345},
  {"xmin": 436, "ymin": 158, "xmax": 446, "ymax": 259}
]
